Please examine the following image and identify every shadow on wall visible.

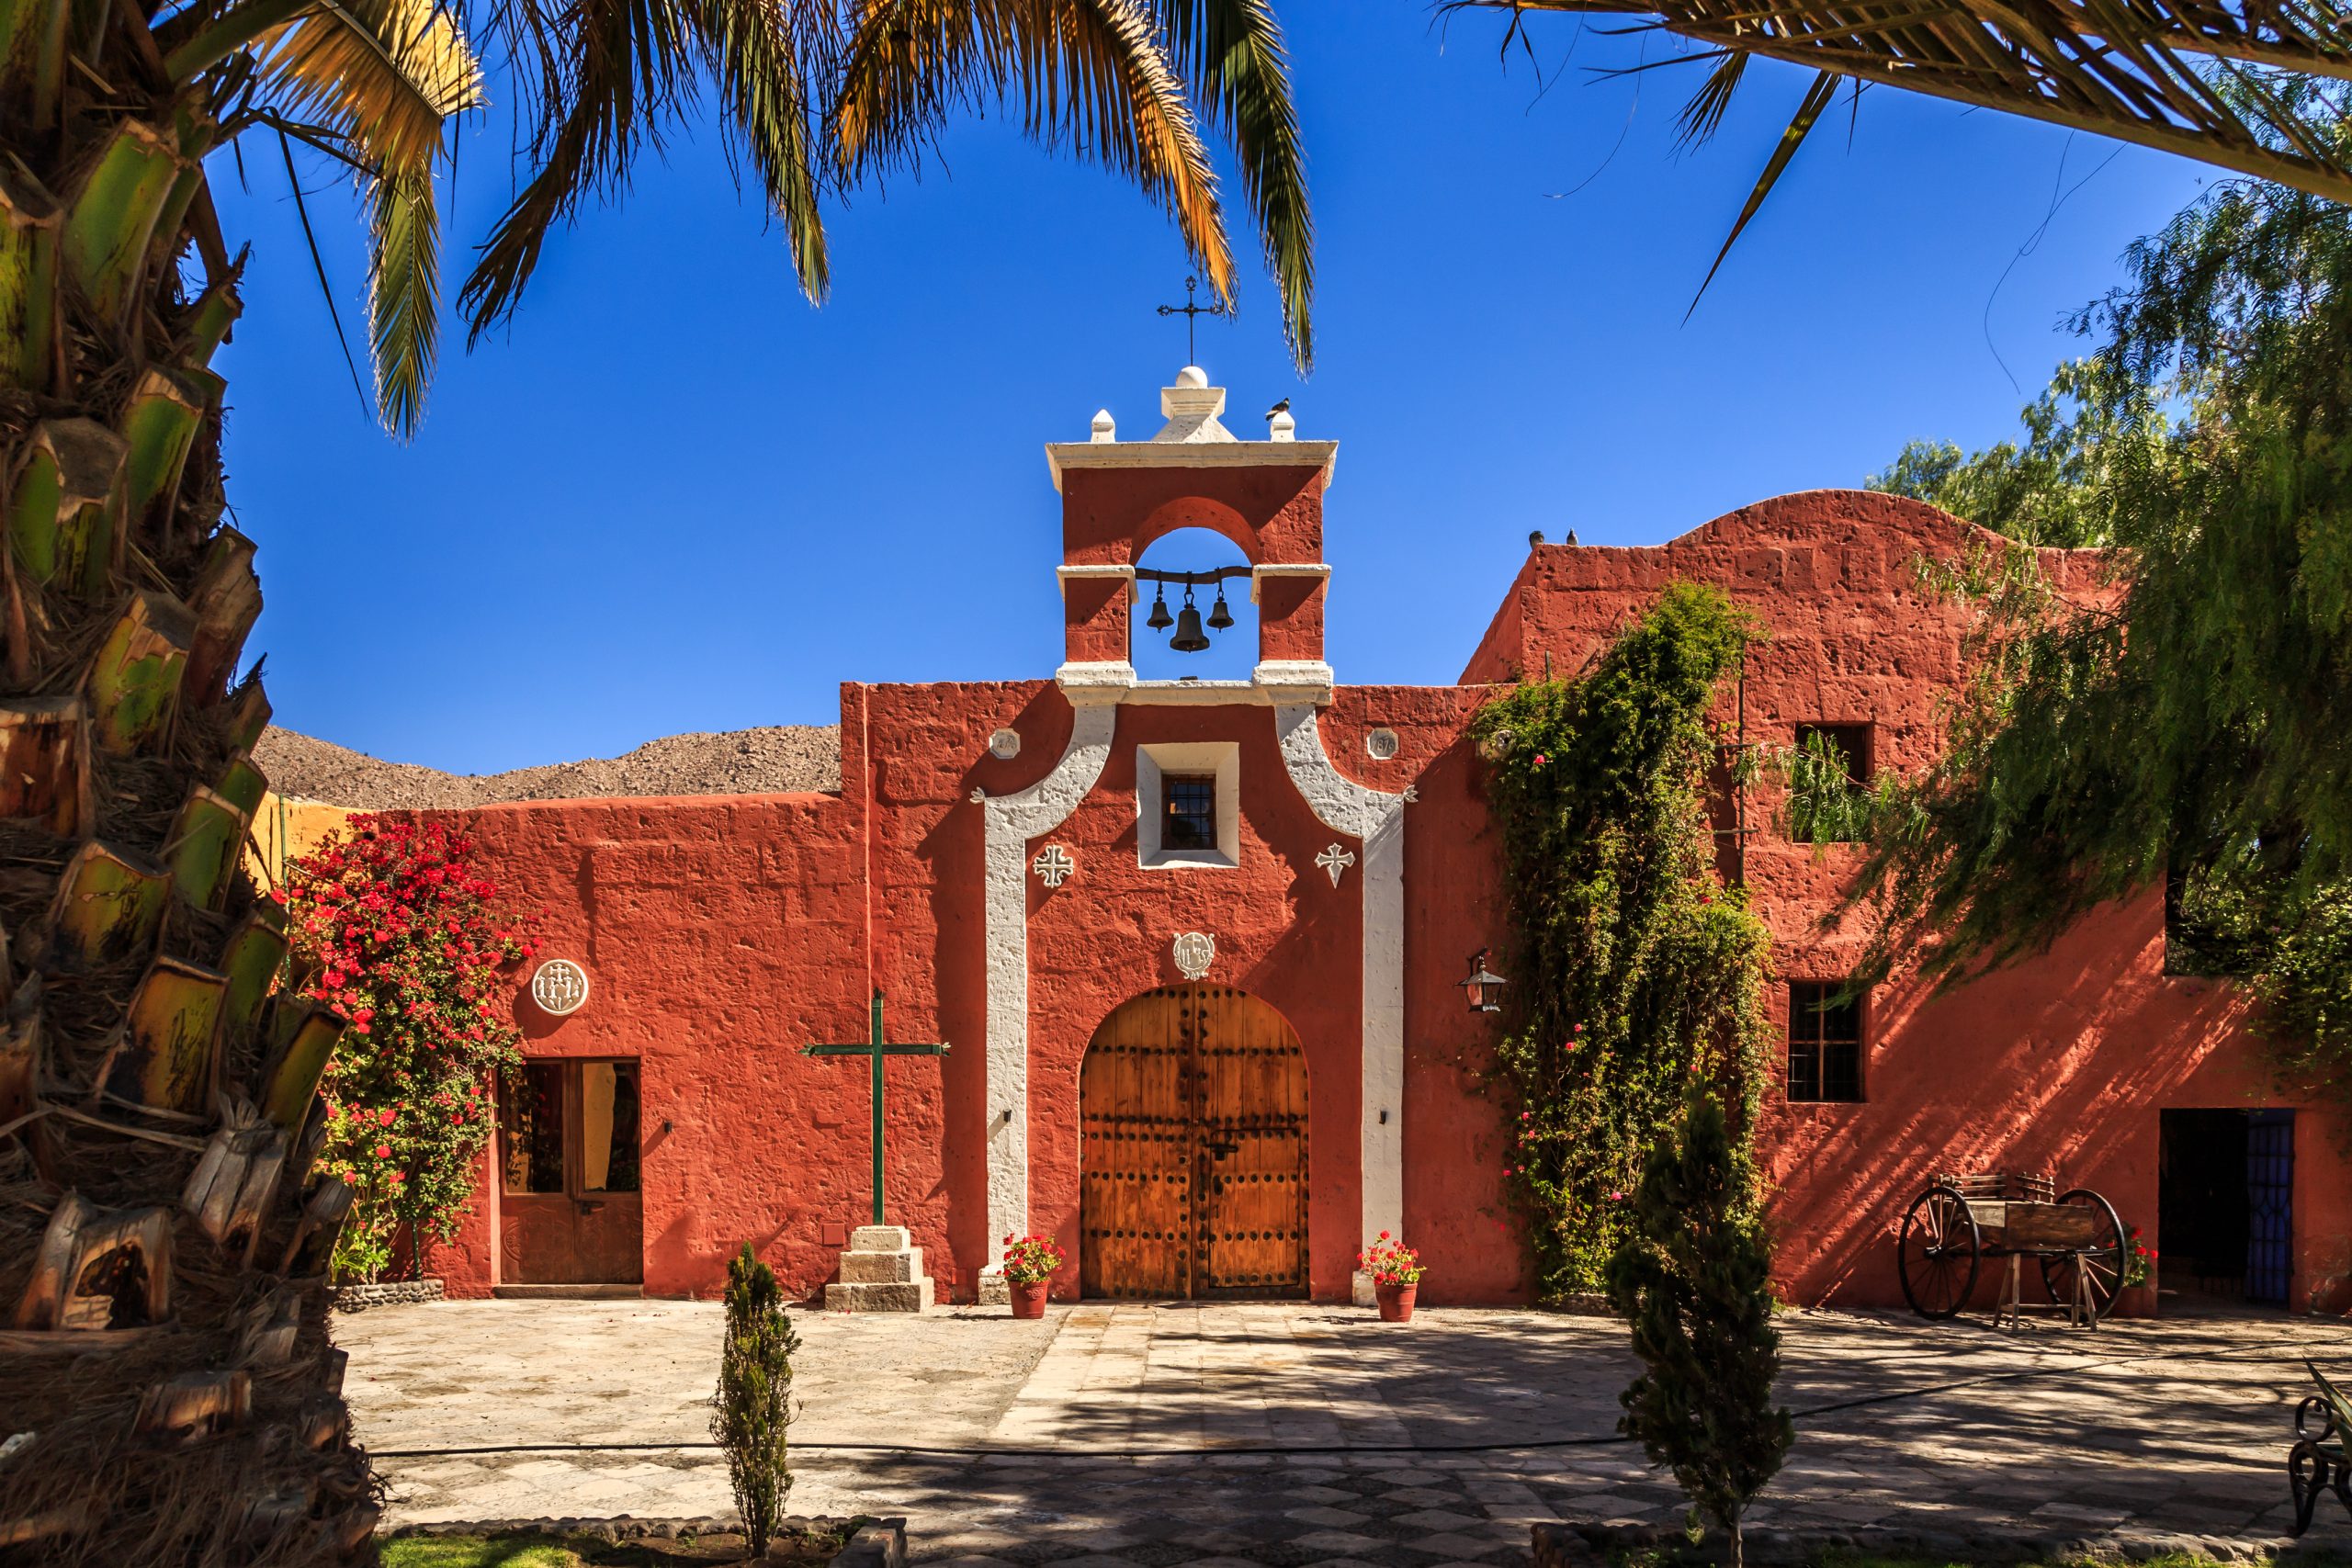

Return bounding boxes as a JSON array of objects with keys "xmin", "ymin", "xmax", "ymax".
[{"xmin": 1756, "ymin": 892, "xmax": 2341, "ymax": 1314}]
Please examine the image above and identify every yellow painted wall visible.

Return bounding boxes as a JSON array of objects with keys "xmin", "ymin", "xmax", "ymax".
[{"xmin": 246, "ymin": 794, "xmax": 357, "ymax": 894}]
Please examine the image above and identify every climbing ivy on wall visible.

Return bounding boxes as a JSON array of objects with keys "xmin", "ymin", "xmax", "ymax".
[{"xmin": 1474, "ymin": 582, "xmax": 1777, "ymax": 1299}]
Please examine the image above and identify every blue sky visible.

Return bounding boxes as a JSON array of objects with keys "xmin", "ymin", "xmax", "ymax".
[{"xmin": 210, "ymin": 3, "xmax": 2211, "ymax": 775}]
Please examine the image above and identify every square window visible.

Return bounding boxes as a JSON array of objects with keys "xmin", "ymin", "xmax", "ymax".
[
  {"xmin": 1793, "ymin": 723, "xmax": 1871, "ymax": 784},
  {"xmin": 1164, "ymin": 774, "xmax": 1218, "ymax": 851},
  {"xmin": 1136, "ymin": 743, "xmax": 1239, "ymax": 867},
  {"xmin": 1790, "ymin": 724, "xmax": 1873, "ymax": 845},
  {"xmin": 1787, "ymin": 980, "xmax": 1864, "ymax": 1103}
]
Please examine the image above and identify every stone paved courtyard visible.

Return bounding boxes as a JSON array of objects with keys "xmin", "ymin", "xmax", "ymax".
[{"xmin": 345, "ymin": 1300, "xmax": 2352, "ymax": 1562}]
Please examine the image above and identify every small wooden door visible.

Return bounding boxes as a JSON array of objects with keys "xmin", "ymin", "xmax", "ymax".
[
  {"xmin": 1080, "ymin": 985, "xmax": 1307, "ymax": 1299},
  {"xmin": 498, "ymin": 1059, "xmax": 645, "ymax": 1285}
]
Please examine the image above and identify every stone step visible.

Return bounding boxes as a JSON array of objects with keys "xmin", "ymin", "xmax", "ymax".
[
  {"xmin": 851, "ymin": 1225, "xmax": 911, "ymax": 1252},
  {"xmin": 840, "ymin": 1247, "xmax": 925, "ymax": 1283},
  {"xmin": 821, "ymin": 1278, "xmax": 934, "ymax": 1313}
]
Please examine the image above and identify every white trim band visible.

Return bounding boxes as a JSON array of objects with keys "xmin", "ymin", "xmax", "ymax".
[
  {"xmin": 972, "ymin": 701, "xmax": 1119, "ymax": 1265},
  {"xmin": 1272, "ymin": 705, "xmax": 1410, "ymax": 1308}
]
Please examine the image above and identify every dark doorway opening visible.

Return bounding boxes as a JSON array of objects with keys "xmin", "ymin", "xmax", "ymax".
[{"xmin": 2158, "ymin": 1109, "xmax": 2294, "ymax": 1306}]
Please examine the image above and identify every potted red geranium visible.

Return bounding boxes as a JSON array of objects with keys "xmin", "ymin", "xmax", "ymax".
[
  {"xmin": 1359, "ymin": 1232, "xmax": 1424, "ymax": 1323},
  {"xmin": 1001, "ymin": 1234, "xmax": 1063, "ymax": 1319}
]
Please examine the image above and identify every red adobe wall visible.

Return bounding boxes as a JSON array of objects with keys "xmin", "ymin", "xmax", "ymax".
[
  {"xmin": 415, "ymin": 784, "xmax": 875, "ymax": 1299},
  {"xmin": 1463, "ymin": 489, "xmax": 2352, "ymax": 1314},
  {"xmin": 415, "ymin": 670, "xmax": 1523, "ymax": 1304},
  {"xmin": 415, "ymin": 483, "xmax": 2349, "ymax": 1314}
]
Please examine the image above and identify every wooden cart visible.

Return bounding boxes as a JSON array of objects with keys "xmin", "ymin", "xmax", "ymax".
[{"xmin": 1896, "ymin": 1171, "xmax": 2127, "ymax": 1326}]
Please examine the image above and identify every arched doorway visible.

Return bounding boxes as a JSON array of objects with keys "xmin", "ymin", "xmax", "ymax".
[{"xmin": 1080, "ymin": 983, "xmax": 1308, "ymax": 1299}]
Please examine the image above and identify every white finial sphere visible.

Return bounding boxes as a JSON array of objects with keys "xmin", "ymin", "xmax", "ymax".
[{"xmin": 1175, "ymin": 365, "xmax": 1209, "ymax": 389}]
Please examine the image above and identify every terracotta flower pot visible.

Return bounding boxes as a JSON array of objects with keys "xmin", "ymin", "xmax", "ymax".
[
  {"xmin": 2113, "ymin": 1281, "xmax": 2158, "ymax": 1319},
  {"xmin": 1374, "ymin": 1280, "xmax": 1417, "ymax": 1323},
  {"xmin": 1009, "ymin": 1279, "xmax": 1050, "ymax": 1319}
]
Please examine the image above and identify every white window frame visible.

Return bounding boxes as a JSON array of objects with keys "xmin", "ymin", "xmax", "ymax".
[{"xmin": 1136, "ymin": 742, "xmax": 1240, "ymax": 869}]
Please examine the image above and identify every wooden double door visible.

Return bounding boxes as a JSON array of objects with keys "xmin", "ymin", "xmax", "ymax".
[
  {"xmin": 497, "ymin": 1059, "xmax": 645, "ymax": 1286},
  {"xmin": 1080, "ymin": 984, "xmax": 1308, "ymax": 1299}
]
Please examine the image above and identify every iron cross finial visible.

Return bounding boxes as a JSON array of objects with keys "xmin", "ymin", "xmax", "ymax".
[{"xmin": 1156, "ymin": 275, "xmax": 1229, "ymax": 365}]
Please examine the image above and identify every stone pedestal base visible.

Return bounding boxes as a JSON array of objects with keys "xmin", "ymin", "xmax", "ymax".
[
  {"xmin": 821, "ymin": 1226, "xmax": 936, "ymax": 1313},
  {"xmin": 977, "ymin": 1270, "xmax": 1010, "ymax": 1307}
]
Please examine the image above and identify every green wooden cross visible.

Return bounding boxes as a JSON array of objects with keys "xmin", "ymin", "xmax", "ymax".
[{"xmin": 802, "ymin": 991, "xmax": 949, "ymax": 1226}]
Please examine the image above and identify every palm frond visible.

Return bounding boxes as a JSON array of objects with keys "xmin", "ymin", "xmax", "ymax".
[
  {"xmin": 1459, "ymin": 0, "xmax": 2352, "ymax": 205},
  {"xmin": 1160, "ymin": 0, "xmax": 1314, "ymax": 367},
  {"xmin": 690, "ymin": 0, "xmax": 834, "ymax": 301},
  {"xmin": 1688, "ymin": 65, "xmax": 1837, "ymax": 309},
  {"xmin": 1674, "ymin": 49, "xmax": 1747, "ymax": 144},
  {"xmin": 831, "ymin": 0, "xmax": 1233, "ymax": 304},
  {"xmin": 368, "ymin": 162, "xmax": 439, "ymax": 436},
  {"xmin": 248, "ymin": 0, "xmax": 481, "ymax": 171},
  {"xmin": 458, "ymin": 0, "xmax": 700, "ymax": 339}
]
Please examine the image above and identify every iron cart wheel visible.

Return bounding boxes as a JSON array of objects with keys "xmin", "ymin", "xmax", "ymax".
[
  {"xmin": 1899, "ymin": 1184, "xmax": 1982, "ymax": 1319},
  {"xmin": 2039, "ymin": 1187, "xmax": 2128, "ymax": 1322}
]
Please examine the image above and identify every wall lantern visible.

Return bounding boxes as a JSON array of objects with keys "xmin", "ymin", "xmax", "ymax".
[{"xmin": 1459, "ymin": 950, "xmax": 1508, "ymax": 1014}]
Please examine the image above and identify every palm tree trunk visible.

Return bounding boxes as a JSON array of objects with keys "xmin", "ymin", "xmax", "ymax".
[{"xmin": 0, "ymin": 6, "xmax": 367, "ymax": 1561}]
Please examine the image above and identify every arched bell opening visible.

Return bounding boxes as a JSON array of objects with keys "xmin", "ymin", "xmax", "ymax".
[
  {"xmin": 1131, "ymin": 526, "xmax": 1257, "ymax": 683},
  {"xmin": 1078, "ymin": 983, "xmax": 1308, "ymax": 1300}
]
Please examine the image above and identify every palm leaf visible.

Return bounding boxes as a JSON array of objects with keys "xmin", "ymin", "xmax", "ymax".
[
  {"xmin": 1458, "ymin": 0, "xmax": 2352, "ymax": 205},
  {"xmin": 368, "ymin": 162, "xmax": 439, "ymax": 436},
  {"xmin": 1688, "ymin": 65, "xmax": 1837, "ymax": 309},
  {"xmin": 689, "ymin": 0, "xmax": 834, "ymax": 301},
  {"xmin": 831, "ymin": 0, "xmax": 1234, "ymax": 305},
  {"xmin": 247, "ymin": 0, "xmax": 482, "ymax": 172},
  {"xmin": 458, "ymin": 0, "xmax": 700, "ymax": 338},
  {"xmin": 1160, "ymin": 0, "xmax": 1314, "ymax": 367},
  {"xmin": 1674, "ymin": 49, "xmax": 1747, "ymax": 145}
]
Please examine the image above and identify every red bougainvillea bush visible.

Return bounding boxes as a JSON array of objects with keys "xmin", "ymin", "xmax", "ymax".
[{"xmin": 287, "ymin": 815, "xmax": 536, "ymax": 1282}]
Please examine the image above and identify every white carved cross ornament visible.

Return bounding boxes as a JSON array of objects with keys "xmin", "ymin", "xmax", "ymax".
[
  {"xmin": 1031, "ymin": 844, "xmax": 1075, "ymax": 888},
  {"xmin": 1315, "ymin": 843, "xmax": 1356, "ymax": 887}
]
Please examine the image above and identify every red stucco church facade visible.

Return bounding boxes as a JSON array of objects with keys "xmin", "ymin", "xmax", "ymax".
[{"xmin": 419, "ymin": 367, "xmax": 2352, "ymax": 1315}]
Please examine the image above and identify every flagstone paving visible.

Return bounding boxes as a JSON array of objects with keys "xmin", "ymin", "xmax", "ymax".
[{"xmin": 345, "ymin": 1299, "xmax": 2352, "ymax": 1562}]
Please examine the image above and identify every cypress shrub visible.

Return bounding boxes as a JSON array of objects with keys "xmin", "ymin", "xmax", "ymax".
[
  {"xmin": 1606, "ymin": 1087, "xmax": 1792, "ymax": 1568},
  {"xmin": 712, "ymin": 1243, "xmax": 799, "ymax": 1554}
]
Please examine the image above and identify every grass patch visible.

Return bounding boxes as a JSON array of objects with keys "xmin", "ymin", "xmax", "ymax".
[{"xmin": 380, "ymin": 1523, "xmax": 850, "ymax": 1568}]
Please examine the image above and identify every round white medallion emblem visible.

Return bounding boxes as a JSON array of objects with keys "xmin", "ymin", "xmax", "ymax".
[
  {"xmin": 530, "ymin": 958, "xmax": 591, "ymax": 1017},
  {"xmin": 1172, "ymin": 931, "xmax": 1216, "ymax": 981}
]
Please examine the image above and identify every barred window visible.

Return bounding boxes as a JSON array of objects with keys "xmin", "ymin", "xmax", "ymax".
[
  {"xmin": 1164, "ymin": 774, "xmax": 1218, "ymax": 852},
  {"xmin": 1788, "ymin": 980, "xmax": 1865, "ymax": 1103}
]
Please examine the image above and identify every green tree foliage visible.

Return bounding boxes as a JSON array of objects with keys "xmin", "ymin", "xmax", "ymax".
[
  {"xmin": 1472, "ymin": 583, "xmax": 1775, "ymax": 1297},
  {"xmin": 1608, "ymin": 1087, "xmax": 1792, "ymax": 1568},
  {"xmin": 1867, "ymin": 361, "xmax": 2157, "ymax": 547},
  {"xmin": 1846, "ymin": 129, "xmax": 2352, "ymax": 1104},
  {"xmin": 712, "ymin": 1244, "xmax": 798, "ymax": 1556}
]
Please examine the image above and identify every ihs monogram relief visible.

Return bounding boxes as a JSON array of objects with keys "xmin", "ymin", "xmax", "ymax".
[{"xmin": 1172, "ymin": 931, "xmax": 1216, "ymax": 980}]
